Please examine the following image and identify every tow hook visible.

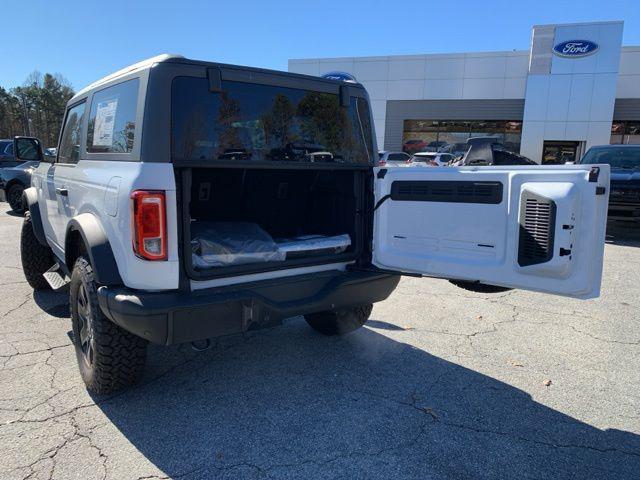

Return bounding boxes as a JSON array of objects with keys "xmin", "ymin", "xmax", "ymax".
[{"xmin": 190, "ymin": 339, "xmax": 212, "ymax": 352}]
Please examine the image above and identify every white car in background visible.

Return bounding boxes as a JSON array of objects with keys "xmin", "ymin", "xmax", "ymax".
[
  {"xmin": 408, "ymin": 152, "xmax": 456, "ymax": 166},
  {"xmin": 378, "ymin": 151, "xmax": 410, "ymax": 166}
]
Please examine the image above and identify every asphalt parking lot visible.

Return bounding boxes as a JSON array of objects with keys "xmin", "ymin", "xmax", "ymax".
[{"xmin": 0, "ymin": 211, "xmax": 638, "ymax": 480}]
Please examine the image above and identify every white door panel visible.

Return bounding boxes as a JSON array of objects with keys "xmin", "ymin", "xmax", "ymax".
[
  {"xmin": 33, "ymin": 164, "xmax": 65, "ymax": 256},
  {"xmin": 373, "ymin": 165, "xmax": 609, "ymax": 299},
  {"xmin": 51, "ymin": 165, "xmax": 76, "ymax": 249}
]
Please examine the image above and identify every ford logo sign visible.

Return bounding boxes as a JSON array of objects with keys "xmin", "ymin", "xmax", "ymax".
[
  {"xmin": 321, "ymin": 71, "xmax": 357, "ymax": 83},
  {"xmin": 553, "ymin": 40, "xmax": 599, "ymax": 58}
]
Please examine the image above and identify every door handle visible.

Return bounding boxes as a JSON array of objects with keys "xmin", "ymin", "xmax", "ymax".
[{"xmin": 55, "ymin": 188, "xmax": 68, "ymax": 197}]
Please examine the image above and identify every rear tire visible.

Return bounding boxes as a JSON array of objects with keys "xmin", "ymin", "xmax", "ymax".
[
  {"xmin": 304, "ymin": 304, "xmax": 373, "ymax": 336},
  {"xmin": 7, "ymin": 183, "xmax": 25, "ymax": 213},
  {"xmin": 21, "ymin": 212, "xmax": 53, "ymax": 290},
  {"xmin": 70, "ymin": 256, "xmax": 147, "ymax": 394}
]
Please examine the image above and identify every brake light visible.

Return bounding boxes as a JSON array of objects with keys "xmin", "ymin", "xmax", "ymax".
[
  {"xmin": 378, "ymin": 159, "xmax": 387, "ymax": 166},
  {"xmin": 131, "ymin": 190, "xmax": 167, "ymax": 261}
]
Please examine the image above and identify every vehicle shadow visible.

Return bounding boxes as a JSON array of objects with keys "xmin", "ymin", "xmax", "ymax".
[
  {"xmin": 33, "ymin": 289, "xmax": 69, "ymax": 318},
  {"xmin": 92, "ymin": 319, "xmax": 639, "ymax": 479}
]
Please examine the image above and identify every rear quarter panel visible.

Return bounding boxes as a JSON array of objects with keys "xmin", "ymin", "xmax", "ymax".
[{"xmin": 65, "ymin": 161, "xmax": 179, "ymax": 290}]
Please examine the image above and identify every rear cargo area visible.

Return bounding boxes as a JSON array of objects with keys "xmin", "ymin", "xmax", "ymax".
[{"xmin": 186, "ymin": 167, "xmax": 365, "ymax": 277}]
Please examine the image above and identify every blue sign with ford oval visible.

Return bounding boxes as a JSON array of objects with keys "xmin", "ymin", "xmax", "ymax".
[
  {"xmin": 553, "ymin": 40, "xmax": 599, "ymax": 58},
  {"xmin": 321, "ymin": 71, "xmax": 357, "ymax": 83}
]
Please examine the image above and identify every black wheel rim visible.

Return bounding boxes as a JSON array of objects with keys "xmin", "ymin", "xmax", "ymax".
[
  {"xmin": 9, "ymin": 187, "xmax": 22, "ymax": 208},
  {"xmin": 77, "ymin": 284, "xmax": 94, "ymax": 367}
]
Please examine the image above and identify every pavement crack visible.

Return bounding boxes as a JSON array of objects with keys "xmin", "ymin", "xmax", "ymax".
[
  {"xmin": 1, "ymin": 293, "xmax": 32, "ymax": 318},
  {"xmin": 441, "ymin": 420, "xmax": 640, "ymax": 459}
]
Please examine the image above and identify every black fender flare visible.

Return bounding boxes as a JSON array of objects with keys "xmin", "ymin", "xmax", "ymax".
[
  {"xmin": 6, "ymin": 178, "xmax": 25, "ymax": 191},
  {"xmin": 22, "ymin": 187, "xmax": 47, "ymax": 246},
  {"xmin": 65, "ymin": 213, "xmax": 123, "ymax": 286}
]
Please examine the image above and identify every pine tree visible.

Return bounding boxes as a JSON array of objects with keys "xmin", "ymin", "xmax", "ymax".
[{"xmin": 0, "ymin": 71, "xmax": 74, "ymax": 147}]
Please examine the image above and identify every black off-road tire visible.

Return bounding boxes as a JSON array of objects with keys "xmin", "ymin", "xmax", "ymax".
[
  {"xmin": 21, "ymin": 212, "xmax": 53, "ymax": 290},
  {"xmin": 304, "ymin": 304, "xmax": 373, "ymax": 336},
  {"xmin": 7, "ymin": 183, "xmax": 25, "ymax": 213},
  {"xmin": 70, "ymin": 256, "xmax": 147, "ymax": 394},
  {"xmin": 448, "ymin": 280, "xmax": 513, "ymax": 294}
]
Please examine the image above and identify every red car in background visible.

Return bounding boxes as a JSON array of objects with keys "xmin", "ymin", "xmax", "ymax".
[
  {"xmin": 402, "ymin": 139, "xmax": 428, "ymax": 153},
  {"xmin": 403, "ymin": 139, "xmax": 450, "ymax": 154}
]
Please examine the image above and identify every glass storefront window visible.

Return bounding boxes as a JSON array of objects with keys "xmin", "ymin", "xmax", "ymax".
[
  {"xmin": 402, "ymin": 120, "xmax": 522, "ymax": 155},
  {"xmin": 610, "ymin": 121, "xmax": 640, "ymax": 145},
  {"xmin": 627, "ymin": 123, "xmax": 640, "ymax": 135}
]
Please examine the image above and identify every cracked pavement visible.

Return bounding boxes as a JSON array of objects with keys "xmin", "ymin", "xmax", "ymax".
[{"xmin": 0, "ymin": 210, "xmax": 638, "ymax": 480}]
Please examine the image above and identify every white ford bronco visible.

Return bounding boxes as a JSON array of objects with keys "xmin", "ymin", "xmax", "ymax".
[{"xmin": 14, "ymin": 54, "xmax": 610, "ymax": 393}]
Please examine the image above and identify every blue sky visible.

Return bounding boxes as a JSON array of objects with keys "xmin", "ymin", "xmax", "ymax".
[{"xmin": 2, "ymin": 0, "xmax": 639, "ymax": 91}]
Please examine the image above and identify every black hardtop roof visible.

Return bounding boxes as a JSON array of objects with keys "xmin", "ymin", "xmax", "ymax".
[
  {"xmin": 71, "ymin": 54, "xmax": 365, "ymax": 103},
  {"xmin": 164, "ymin": 55, "xmax": 365, "ymax": 88}
]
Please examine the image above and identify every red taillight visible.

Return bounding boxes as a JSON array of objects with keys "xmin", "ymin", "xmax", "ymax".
[
  {"xmin": 131, "ymin": 190, "xmax": 167, "ymax": 261},
  {"xmin": 378, "ymin": 159, "xmax": 387, "ymax": 166}
]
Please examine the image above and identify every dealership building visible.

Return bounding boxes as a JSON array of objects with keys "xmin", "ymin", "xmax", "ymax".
[{"xmin": 289, "ymin": 21, "xmax": 640, "ymax": 164}]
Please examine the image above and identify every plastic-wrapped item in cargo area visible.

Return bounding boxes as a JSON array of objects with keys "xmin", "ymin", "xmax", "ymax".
[
  {"xmin": 191, "ymin": 222, "xmax": 286, "ymax": 268},
  {"xmin": 276, "ymin": 234, "xmax": 351, "ymax": 259}
]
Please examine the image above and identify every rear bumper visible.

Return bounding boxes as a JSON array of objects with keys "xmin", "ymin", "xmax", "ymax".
[{"xmin": 97, "ymin": 270, "xmax": 400, "ymax": 345}]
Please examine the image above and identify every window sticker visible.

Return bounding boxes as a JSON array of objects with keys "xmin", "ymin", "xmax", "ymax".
[{"xmin": 93, "ymin": 99, "xmax": 118, "ymax": 147}]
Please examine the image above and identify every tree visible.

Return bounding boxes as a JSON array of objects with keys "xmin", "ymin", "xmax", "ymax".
[
  {"xmin": 261, "ymin": 93, "xmax": 297, "ymax": 148},
  {"xmin": 0, "ymin": 71, "xmax": 74, "ymax": 147},
  {"xmin": 297, "ymin": 91, "xmax": 353, "ymax": 154},
  {"xmin": 0, "ymin": 87, "xmax": 22, "ymax": 139}
]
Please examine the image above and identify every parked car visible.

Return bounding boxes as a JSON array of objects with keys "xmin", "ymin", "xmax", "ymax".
[
  {"xmin": 378, "ymin": 151, "xmax": 410, "ymax": 166},
  {"xmin": 44, "ymin": 148, "xmax": 57, "ymax": 162},
  {"xmin": 16, "ymin": 54, "xmax": 610, "ymax": 394},
  {"xmin": 0, "ymin": 160, "xmax": 39, "ymax": 213},
  {"xmin": 0, "ymin": 139, "xmax": 21, "ymax": 167},
  {"xmin": 427, "ymin": 141, "xmax": 449, "ymax": 152},
  {"xmin": 0, "ymin": 138, "xmax": 42, "ymax": 212},
  {"xmin": 579, "ymin": 145, "xmax": 640, "ymax": 222},
  {"xmin": 408, "ymin": 152, "xmax": 456, "ymax": 166},
  {"xmin": 451, "ymin": 138, "xmax": 535, "ymax": 167},
  {"xmin": 466, "ymin": 136, "xmax": 503, "ymax": 148},
  {"xmin": 441, "ymin": 142, "xmax": 470, "ymax": 157}
]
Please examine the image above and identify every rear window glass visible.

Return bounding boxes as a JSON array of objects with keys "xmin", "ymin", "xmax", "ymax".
[
  {"xmin": 86, "ymin": 78, "xmax": 139, "ymax": 153},
  {"xmin": 171, "ymin": 77, "xmax": 374, "ymax": 164}
]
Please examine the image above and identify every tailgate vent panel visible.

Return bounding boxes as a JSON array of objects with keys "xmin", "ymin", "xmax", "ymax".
[
  {"xmin": 518, "ymin": 192, "xmax": 556, "ymax": 267},
  {"xmin": 391, "ymin": 181, "xmax": 503, "ymax": 204}
]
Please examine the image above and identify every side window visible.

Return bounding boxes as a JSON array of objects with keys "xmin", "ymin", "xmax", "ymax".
[
  {"xmin": 389, "ymin": 153, "xmax": 408, "ymax": 161},
  {"xmin": 58, "ymin": 102, "xmax": 87, "ymax": 164},
  {"xmin": 86, "ymin": 78, "xmax": 139, "ymax": 154},
  {"xmin": 0, "ymin": 142, "xmax": 12, "ymax": 156}
]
